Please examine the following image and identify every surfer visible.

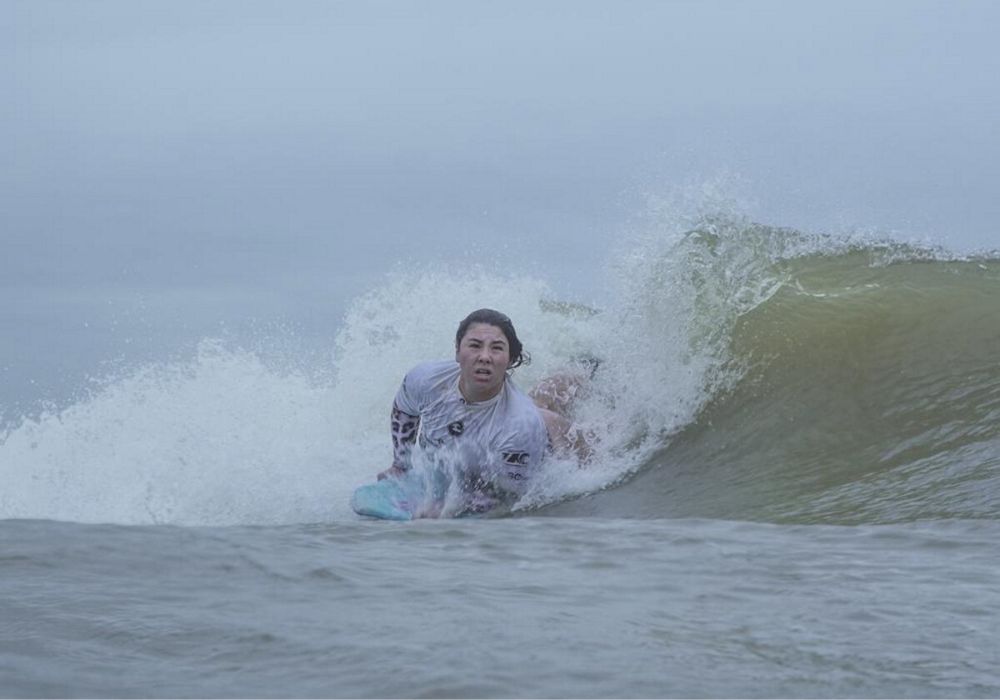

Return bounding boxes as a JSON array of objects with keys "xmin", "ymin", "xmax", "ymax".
[{"xmin": 375, "ymin": 308, "xmax": 590, "ymax": 510}]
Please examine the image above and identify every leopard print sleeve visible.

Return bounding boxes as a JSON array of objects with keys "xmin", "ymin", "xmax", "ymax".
[{"xmin": 390, "ymin": 401, "xmax": 420, "ymax": 471}]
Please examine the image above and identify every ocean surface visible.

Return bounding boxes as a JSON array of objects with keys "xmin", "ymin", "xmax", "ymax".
[{"xmin": 2, "ymin": 219, "xmax": 999, "ymax": 697}]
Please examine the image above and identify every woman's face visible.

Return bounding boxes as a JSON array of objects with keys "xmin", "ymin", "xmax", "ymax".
[{"xmin": 455, "ymin": 322, "xmax": 511, "ymax": 402}]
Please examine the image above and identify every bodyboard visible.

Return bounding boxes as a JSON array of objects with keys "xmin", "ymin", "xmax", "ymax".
[
  {"xmin": 351, "ymin": 477, "xmax": 422, "ymax": 520},
  {"xmin": 351, "ymin": 467, "xmax": 495, "ymax": 520},
  {"xmin": 351, "ymin": 469, "xmax": 442, "ymax": 520}
]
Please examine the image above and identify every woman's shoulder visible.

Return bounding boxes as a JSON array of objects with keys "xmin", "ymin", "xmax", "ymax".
[
  {"xmin": 502, "ymin": 380, "xmax": 548, "ymax": 431},
  {"xmin": 404, "ymin": 359, "xmax": 459, "ymax": 391}
]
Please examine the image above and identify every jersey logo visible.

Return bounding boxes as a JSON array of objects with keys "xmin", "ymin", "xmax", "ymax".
[
  {"xmin": 447, "ymin": 421, "xmax": 465, "ymax": 436},
  {"xmin": 502, "ymin": 451, "xmax": 530, "ymax": 466}
]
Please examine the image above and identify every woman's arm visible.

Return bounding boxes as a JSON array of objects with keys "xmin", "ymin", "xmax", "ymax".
[
  {"xmin": 378, "ymin": 402, "xmax": 420, "ymax": 480},
  {"xmin": 537, "ymin": 407, "xmax": 593, "ymax": 463}
]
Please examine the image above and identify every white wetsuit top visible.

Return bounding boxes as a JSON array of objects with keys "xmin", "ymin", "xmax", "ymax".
[{"xmin": 393, "ymin": 360, "xmax": 548, "ymax": 497}]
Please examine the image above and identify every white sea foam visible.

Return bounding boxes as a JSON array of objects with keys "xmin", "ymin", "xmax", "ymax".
[{"xmin": 0, "ymin": 261, "xmax": 673, "ymax": 523}]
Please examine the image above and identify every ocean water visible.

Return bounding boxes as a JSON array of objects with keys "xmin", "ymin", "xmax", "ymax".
[{"xmin": 3, "ymin": 218, "xmax": 999, "ymax": 697}]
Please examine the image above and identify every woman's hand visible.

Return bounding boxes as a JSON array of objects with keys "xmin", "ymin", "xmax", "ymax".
[{"xmin": 377, "ymin": 465, "xmax": 408, "ymax": 481}]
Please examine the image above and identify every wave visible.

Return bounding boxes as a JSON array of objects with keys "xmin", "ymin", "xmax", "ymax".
[
  {"xmin": 2, "ymin": 217, "xmax": 998, "ymax": 525},
  {"xmin": 545, "ymin": 219, "xmax": 1000, "ymax": 523}
]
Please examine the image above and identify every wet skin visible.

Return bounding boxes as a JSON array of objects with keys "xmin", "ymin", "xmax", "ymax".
[{"xmin": 455, "ymin": 322, "xmax": 511, "ymax": 403}]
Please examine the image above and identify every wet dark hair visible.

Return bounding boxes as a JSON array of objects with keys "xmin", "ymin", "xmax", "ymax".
[{"xmin": 455, "ymin": 308, "xmax": 530, "ymax": 369}]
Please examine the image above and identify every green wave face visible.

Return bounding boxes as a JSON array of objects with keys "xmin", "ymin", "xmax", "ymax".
[{"xmin": 549, "ymin": 222, "xmax": 1000, "ymax": 524}]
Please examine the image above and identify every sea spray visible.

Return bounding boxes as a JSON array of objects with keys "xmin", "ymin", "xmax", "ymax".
[
  {"xmin": 0, "ymin": 340, "xmax": 343, "ymax": 525},
  {"xmin": 0, "ymin": 270, "xmax": 607, "ymax": 524},
  {"xmin": 6, "ymin": 216, "xmax": 994, "ymax": 526},
  {"xmin": 0, "ymin": 223, "xmax": 824, "ymax": 524}
]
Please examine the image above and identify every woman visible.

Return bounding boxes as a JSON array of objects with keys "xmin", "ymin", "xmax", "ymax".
[{"xmin": 376, "ymin": 308, "xmax": 589, "ymax": 509}]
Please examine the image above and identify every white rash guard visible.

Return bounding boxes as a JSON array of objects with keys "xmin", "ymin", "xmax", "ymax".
[{"xmin": 392, "ymin": 359, "xmax": 549, "ymax": 497}]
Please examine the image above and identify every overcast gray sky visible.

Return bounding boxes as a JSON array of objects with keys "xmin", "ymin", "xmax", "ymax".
[{"xmin": 6, "ymin": 1, "xmax": 998, "ymax": 274}]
